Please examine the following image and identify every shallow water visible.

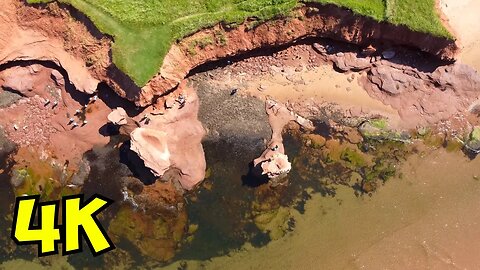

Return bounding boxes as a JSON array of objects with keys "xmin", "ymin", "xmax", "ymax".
[
  {"xmin": 161, "ymin": 148, "xmax": 480, "ymax": 270},
  {"xmin": 1, "ymin": 129, "xmax": 480, "ymax": 269}
]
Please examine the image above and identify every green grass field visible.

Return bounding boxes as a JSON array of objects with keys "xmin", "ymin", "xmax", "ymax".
[{"xmin": 27, "ymin": 0, "xmax": 451, "ymax": 87}]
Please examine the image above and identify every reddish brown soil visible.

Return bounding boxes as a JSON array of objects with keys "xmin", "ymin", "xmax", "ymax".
[
  {"xmin": 0, "ymin": 64, "xmax": 111, "ymax": 166},
  {"xmin": 139, "ymin": 4, "xmax": 459, "ymax": 106},
  {"xmin": 0, "ymin": 0, "xmax": 476, "ymax": 193}
]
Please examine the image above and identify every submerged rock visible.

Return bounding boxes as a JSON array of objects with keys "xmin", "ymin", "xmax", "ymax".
[
  {"xmin": 0, "ymin": 127, "xmax": 15, "ymax": 160},
  {"xmin": 358, "ymin": 118, "xmax": 410, "ymax": 142},
  {"xmin": 466, "ymin": 127, "xmax": 480, "ymax": 154},
  {"xmin": 254, "ymin": 207, "xmax": 291, "ymax": 240},
  {"xmin": 70, "ymin": 158, "xmax": 90, "ymax": 186},
  {"xmin": 108, "ymin": 180, "xmax": 187, "ymax": 262},
  {"xmin": 304, "ymin": 134, "xmax": 326, "ymax": 149}
]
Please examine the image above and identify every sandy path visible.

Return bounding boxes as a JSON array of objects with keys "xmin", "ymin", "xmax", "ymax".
[{"xmin": 441, "ymin": 0, "xmax": 480, "ymax": 71}]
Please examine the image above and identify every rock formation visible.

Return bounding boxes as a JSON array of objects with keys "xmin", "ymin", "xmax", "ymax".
[
  {"xmin": 0, "ymin": 0, "xmax": 99, "ymax": 94},
  {"xmin": 108, "ymin": 81, "xmax": 206, "ymax": 190},
  {"xmin": 254, "ymin": 99, "xmax": 314, "ymax": 181},
  {"xmin": 466, "ymin": 126, "xmax": 480, "ymax": 154}
]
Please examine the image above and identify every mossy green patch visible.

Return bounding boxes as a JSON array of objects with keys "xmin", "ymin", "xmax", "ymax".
[
  {"xmin": 340, "ymin": 147, "xmax": 367, "ymax": 168},
  {"xmin": 359, "ymin": 118, "xmax": 410, "ymax": 142}
]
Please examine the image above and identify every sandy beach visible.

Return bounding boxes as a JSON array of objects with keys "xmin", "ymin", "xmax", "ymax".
[
  {"xmin": 244, "ymin": 65, "xmax": 402, "ymax": 127},
  {"xmin": 441, "ymin": 0, "xmax": 480, "ymax": 71}
]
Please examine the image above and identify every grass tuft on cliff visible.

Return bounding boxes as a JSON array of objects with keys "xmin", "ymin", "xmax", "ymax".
[{"xmin": 26, "ymin": 0, "xmax": 452, "ymax": 87}]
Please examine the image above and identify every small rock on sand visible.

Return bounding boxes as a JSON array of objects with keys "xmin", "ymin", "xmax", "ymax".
[
  {"xmin": 107, "ymin": 107, "xmax": 128, "ymax": 125},
  {"xmin": 382, "ymin": 50, "xmax": 396, "ymax": 60}
]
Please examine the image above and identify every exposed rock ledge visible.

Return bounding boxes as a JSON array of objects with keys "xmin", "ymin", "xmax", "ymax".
[
  {"xmin": 0, "ymin": 2, "xmax": 99, "ymax": 94},
  {"xmin": 108, "ymin": 81, "xmax": 206, "ymax": 190},
  {"xmin": 132, "ymin": 3, "xmax": 458, "ymax": 106},
  {"xmin": 254, "ymin": 99, "xmax": 314, "ymax": 181}
]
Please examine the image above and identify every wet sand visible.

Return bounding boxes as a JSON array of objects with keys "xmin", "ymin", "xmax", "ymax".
[
  {"xmin": 161, "ymin": 149, "xmax": 480, "ymax": 269},
  {"xmin": 441, "ymin": 0, "xmax": 480, "ymax": 71},
  {"xmin": 243, "ymin": 65, "xmax": 401, "ymax": 127}
]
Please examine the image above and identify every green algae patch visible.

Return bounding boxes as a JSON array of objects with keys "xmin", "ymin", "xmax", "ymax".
[
  {"xmin": 340, "ymin": 147, "xmax": 367, "ymax": 168},
  {"xmin": 9, "ymin": 148, "xmax": 82, "ymax": 201},
  {"xmin": 466, "ymin": 126, "xmax": 480, "ymax": 153},
  {"xmin": 253, "ymin": 207, "xmax": 291, "ymax": 240},
  {"xmin": 108, "ymin": 204, "xmax": 188, "ymax": 262},
  {"xmin": 288, "ymin": 123, "xmax": 413, "ymax": 195},
  {"xmin": 27, "ymin": 0, "xmax": 452, "ymax": 87},
  {"xmin": 359, "ymin": 118, "xmax": 410, "ymax": 142}
]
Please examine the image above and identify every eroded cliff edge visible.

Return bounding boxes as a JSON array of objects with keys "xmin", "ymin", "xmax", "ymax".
[
  {"xmin": 0, "ymin": 0, "xmax": 468, "ymax": 193},
  {"xmin": 137, "ymin": 3, "xmax": 459, "ymax": 106}
]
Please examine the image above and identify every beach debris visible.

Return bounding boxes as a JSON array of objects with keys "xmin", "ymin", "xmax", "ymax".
[
  {"xmin": 312, "ymin": 43, "xmax": 327, "ymax": 54},
  {"xmin": 13, "ymin": 124, "xmax": 18, "ymax": 131},
  {"xmin": 89, "ymin": 95, "xmax": 98, "ymax": 102},
  {"xmin": 52, "ymin": 101, "xmax": 58, "ymax": 108},
  {"xmin": 325, "ymin": 44, "xmax": 334, "ymax": 53},
  {"xmin": 267, "ymin": 100, "xmax": 278, "ymax": 109},
  {"xmin": 140, "ymin": 113, "xmax": 152, "ymax": 124},
  {"xmin": 75, "ymin": 109, "xmax": 81, "ymax": 115},
  {"xmin": 44, "ymin": 99, "xmax": 50, "ymax": 106},
  {"xmin": 230, "ymin": 88, "xmax": 238, "ymax": 96},
  {"xmin": 72, "ymin": 122, "xmax": 79, "ymax": 128},
  {"xmin": 68, "ymin": 118, "xmax": 75, "ymax": 124},
  {"xmin": 82, "ymin": 120, "xmax": 88, "ymax": 126}
]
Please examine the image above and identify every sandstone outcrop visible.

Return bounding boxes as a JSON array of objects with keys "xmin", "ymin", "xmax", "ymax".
[
  {"xmin": 130, "ymin": 128, "xmax": 171, "ymax": 177},
  {"xmin": 254, "ymin": 99, "xmax": 314, "ymax": 181},
  {"xmin": 0, "ymin": 0, "xmax": 99, "ymax": 94},
  {"xmin": 108, "ymin": 81, "xmax": 206, "ymax": 190},
  {"xmin": 361, "ymin": 61, "xmax": 480, "ymax": 128}
]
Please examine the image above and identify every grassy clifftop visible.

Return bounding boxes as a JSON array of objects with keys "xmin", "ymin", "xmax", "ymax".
[{"xmin": 27, "ymin": 0, "xmax": 451, "ymax": 86}]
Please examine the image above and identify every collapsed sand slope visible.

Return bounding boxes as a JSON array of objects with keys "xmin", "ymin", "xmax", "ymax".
[{"xmin": 0, "ymin": 0, "xmax": 98, "ymax": 94}]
